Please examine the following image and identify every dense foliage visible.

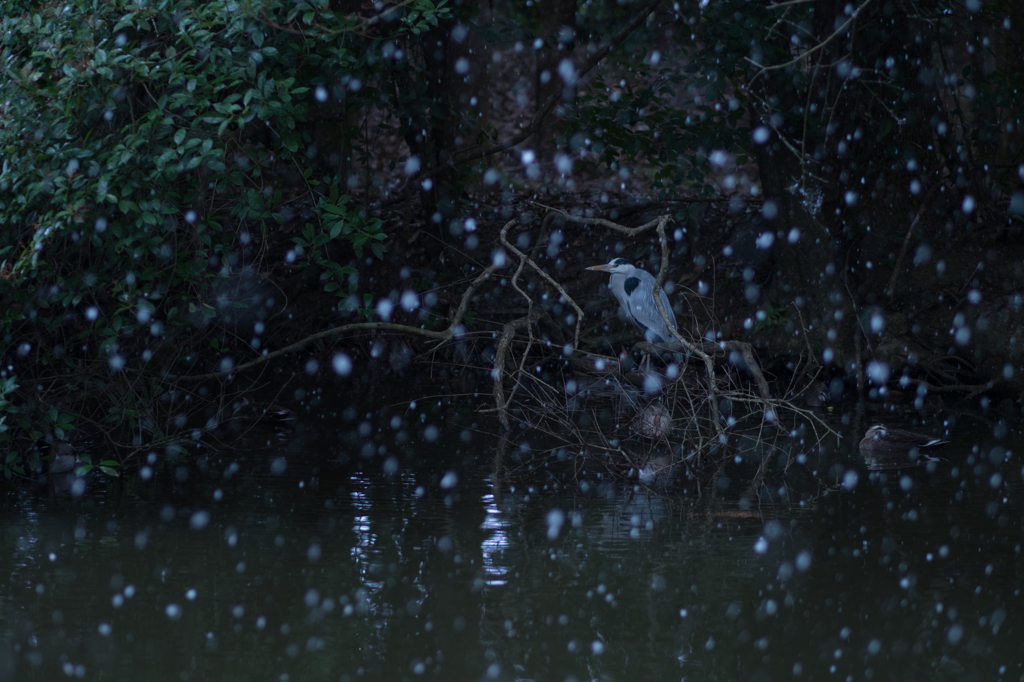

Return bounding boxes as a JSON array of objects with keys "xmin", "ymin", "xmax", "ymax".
[
  {"xmin": 2, "ymin": 0, "xmax": 1022, "ymax": 477},
  {"xmin": 566, "ymin": 0, "xmax": 1023, "ymax": 365},
  {"xmin": 572, "ymin": 0, "xmax": 1023, "ymax": 210},
  {"xmin": 0, "ymin": 0, "xmax": 451, "ymax": 475}
]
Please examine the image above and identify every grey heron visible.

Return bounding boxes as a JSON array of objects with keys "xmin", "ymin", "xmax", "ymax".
[{"xmin": 586, "ymin": 258, "xmax": 678, "ymax": 344}]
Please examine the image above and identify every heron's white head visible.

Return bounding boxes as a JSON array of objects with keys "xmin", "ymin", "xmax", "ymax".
[{"xmin": 585, "ymin": 258, "xmax": 634, "ymax": 275}]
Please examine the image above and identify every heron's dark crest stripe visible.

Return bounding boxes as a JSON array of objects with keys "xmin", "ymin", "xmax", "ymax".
[{"xmin": 623, "ymin": 276, "xmax": 640, "ymax": 296}]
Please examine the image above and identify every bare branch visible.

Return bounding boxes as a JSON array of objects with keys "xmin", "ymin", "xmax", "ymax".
[
  {"xmin": 745, "ymin": 0, "xmax": 875, "ymax": 87},
  {"xmin": 650, "ymin": 220, "xmax": 722, "ymax": 427},
  {"xmin": 172, "ymin": 261, "xmax": 503, "ymax": 382},
  {"xmin": 498, "ymin": 219, "xmax": 585, "ymax": 348},
  {"xmin": 528, "ymin": 201, "xmax": 664, "ymax": 235},
  {"xmin": 887, "ymin": 180, "xmax": 943, "ymax": 301},
  {"xmin": 492, "ymin": 313, "xmax": 538, "ymax": 431},
  {"xmin": 454, "ymin": 0, "xmax": 664, "ymax": 167},
  {"xmin": 388, "ymin": 0, "xmax": 666, "ymax": 202}
]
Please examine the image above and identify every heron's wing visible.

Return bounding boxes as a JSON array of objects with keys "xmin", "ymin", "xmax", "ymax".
[
  {"xmin": 604, "ymin": 270, "xmax": 678, "ymax": 342},
  {"xmin": 629, "ymin": 270, "xmax": 677, "ymax": 340}
]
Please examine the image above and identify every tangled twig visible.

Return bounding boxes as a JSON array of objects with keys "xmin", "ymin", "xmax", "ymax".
[
  {"xmin": 492, "ymin": 312, "xmax": 539, "ymax": 431},
  {"xmin": 498, "ymin": 219, "xmax": 585, "ymax": 348}
]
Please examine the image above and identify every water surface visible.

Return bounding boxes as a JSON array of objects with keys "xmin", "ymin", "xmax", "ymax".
[{"xmin": 2, "ymin": 405, "xmax": 1022, "ymax": 681}]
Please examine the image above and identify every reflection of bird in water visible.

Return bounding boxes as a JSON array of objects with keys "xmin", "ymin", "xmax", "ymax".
[
  {"xmin": 586, "ymin": 259, "xmax": 678, "ymax": 344},
  {"xmin": 638, "ymin": 455, "xmax": 675, "ymax": 486},
  {"xmin": 858, "ymin": 425, "xmax": 947, "ymax": 452},
  {"xmin": 630, "ymin": 403, "xmax": 672, "ymax": 439}
]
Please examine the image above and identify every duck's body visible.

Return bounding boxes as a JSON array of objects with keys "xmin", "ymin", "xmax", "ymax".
[
  {"xmin": 48, "ymin": 441, "xmax": 79, "ymax": 474},
  {"xmin": 792, "ymin": 380, "xmax": 830, "ymax": 407},
  {"xmin": 858, "ymin": 425, "xmax": 948, "ymax": 452},
  {"xmin": 232, "ymin": 398, "xmax": 296, "ymax": 427},
  {"xmin": 805, "ymin": 386, "xmax": 829, "ymax": 408},
  {"xmin": 630, "ymin": 403, "xmax": 673, "ymax": 439}
]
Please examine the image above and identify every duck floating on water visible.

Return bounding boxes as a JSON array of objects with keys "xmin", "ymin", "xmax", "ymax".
[
  {"xmin": 231, "ymin": 398, "xmax": 296, "ymax": 427},
  {"xmin": 802, "ymin": 381, "xmax": 831, "ymax": 408},
  {"xmin": 48, "ymin": 441, "xmax": 80, "ymax": 474},
  {"xmin": 858, "ymin": 425, "xmax": 948, "ymax": 452}
]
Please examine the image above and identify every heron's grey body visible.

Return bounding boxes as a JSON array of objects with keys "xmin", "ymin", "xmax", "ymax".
[{"xmin": 586, "ymin": 258, "xmax": 678, "ymax": 344}]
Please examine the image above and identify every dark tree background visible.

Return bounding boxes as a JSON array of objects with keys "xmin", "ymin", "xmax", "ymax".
[{"xmin": 1, "ymin": 0, "xmax": 1021, "ymax": 475}]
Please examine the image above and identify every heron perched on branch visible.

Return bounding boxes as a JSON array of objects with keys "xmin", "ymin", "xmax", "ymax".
[{"xmin": 586, "ymin": 258, "xmax": 678, "ymax": 344}]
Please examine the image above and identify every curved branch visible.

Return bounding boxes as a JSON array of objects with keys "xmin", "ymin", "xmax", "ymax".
[
  {"xmin": 649, "ymin": 219, "xmax": 721, "ymax": 428},
  {"xmin": 492, "ymin": 312, "xmax": 537, "ymax": 432},
  {"xmin": 529, "ymin": 201, "xmax": 664, "ymax": 236},
  {"xmin": 722, "ymin": 340, "xmax": 771, "ymax": 400},
  {"xmin": 887, "ymin": 179, "xmax": 943, "ymax": 301},
  {"xmin": 498, "ymin": 219, "xmax": 584, "ymax": 348},
  {"xmin": 171, "ymin": 262, "xmax": 503, "ymax": 382},
  {"xmin": 745, "ymin": 0, "xmax": 874, "ymax": 87}
]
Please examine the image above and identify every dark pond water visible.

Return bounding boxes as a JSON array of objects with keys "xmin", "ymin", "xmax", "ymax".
[{"xmin": 2, "ymin": 400, "xmax": 1023, "ymax": 681}]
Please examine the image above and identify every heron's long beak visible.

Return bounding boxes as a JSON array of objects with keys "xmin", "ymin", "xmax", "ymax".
[{"xmin": 585, "ymin": 264, "xmax": 613, "ymax": 272}]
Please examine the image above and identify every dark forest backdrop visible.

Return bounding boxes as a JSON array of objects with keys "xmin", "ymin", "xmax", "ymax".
[{"xmin": 2, "ymin": 0, "xmax": 1023, "ymax": 476}]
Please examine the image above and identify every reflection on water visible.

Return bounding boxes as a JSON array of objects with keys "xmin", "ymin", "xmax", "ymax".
[{"xmin": 1, "ymin": 410, "xmax": 1023, "ymax": 681}]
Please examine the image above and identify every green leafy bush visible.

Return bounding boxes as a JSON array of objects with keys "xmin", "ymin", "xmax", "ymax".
[{"xmin": 0, "ymin": 0, "xmax": 451, "ymax": 475}]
